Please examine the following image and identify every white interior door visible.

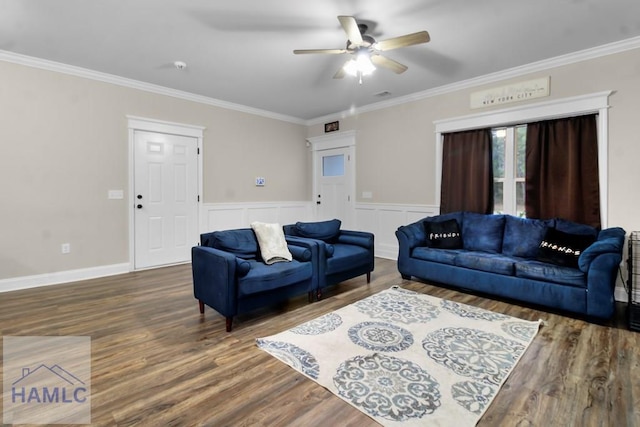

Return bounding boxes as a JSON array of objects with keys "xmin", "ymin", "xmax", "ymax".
[
  {"xmin": 315, "ymin": 147, "xmax": 352, "ymax": 223},
  {"xmin": 133, "ymin": 130, "xmax": 198, "ymax": 269}
]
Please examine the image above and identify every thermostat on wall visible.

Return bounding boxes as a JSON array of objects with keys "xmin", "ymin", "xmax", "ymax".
[{"xmin": 255, "ymin": 177, "xmax": 265, "ymax": 186}]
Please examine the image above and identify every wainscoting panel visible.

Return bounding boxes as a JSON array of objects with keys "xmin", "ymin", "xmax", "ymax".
[
  {"xmin": 202, "ymin": 202, "xmax": 313, "ymax": 235},
  {"xmin": 355, "ymin": 203, "xmax": 439, "ymax": 260}
]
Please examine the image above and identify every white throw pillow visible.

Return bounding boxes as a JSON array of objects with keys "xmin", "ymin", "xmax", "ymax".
[{"xmin": 250, "ymin": 222, "xmax": 293, "ymax": 265}]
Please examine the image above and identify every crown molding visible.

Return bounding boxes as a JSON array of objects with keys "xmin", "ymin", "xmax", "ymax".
[
  {"xmin": 0, "ymin": 50, "xmax": 306, "ymax": 126},
  {"xmin": 306, "ymin": 35, "xmax": 640, "ymax": 125},
  {"xmin": 3, "ymin": 35, "xmax": 640, "ymax": 128}
]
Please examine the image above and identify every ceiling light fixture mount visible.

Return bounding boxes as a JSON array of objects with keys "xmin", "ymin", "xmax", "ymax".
[{"xmin": 174, "ymin": 61, "xmax": 187, "ymax": 70}]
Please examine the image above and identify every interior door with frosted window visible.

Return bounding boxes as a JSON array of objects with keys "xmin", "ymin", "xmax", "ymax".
[{"xmin": 315, "ymin": 147, "xmax": 350, "ymax": 222}]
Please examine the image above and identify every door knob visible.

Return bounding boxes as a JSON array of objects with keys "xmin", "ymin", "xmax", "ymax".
[
  {"xmin": 137, "ymin": 195, "xmax": 143, "ymax": 199},
  {"xmin": 137, "ymin": 204, "xmax": 143, "ymax": 209}
]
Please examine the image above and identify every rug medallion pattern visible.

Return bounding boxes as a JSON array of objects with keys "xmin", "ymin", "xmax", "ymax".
[{"xmin": 257, "ymin": 286, "xmax": 541, "ymax": 426}]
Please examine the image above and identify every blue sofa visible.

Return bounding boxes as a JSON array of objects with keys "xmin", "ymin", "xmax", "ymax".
[
  {"xmin": 192, "ymin": 228, "xmax": 316, "ymax": 331},
  {"xmin": 396, "ymin": 211, "xmax": 625, "ymax": 320},
  {"xmin": 283, "ymin": 219, "xmax": 375, "ymax": 300}
]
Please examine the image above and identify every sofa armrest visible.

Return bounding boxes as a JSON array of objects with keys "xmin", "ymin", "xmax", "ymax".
[
  {"xmin": 396, "ymin": 221, "xmax": 427, "ymax": 251},
  {"xmin": 337, "ymin": 230, "xmax": 374, "ymax": 249},
  {"xmin": 578, "ymin": 227, "xmax": 625, "ymax": 273},
  {"xmin": 191, "ymin": 246, "xmax": 239, "ymax": 317},
  {"xmin": 585, "ymin": 251, "xmax": 623, "ymax": 319}
]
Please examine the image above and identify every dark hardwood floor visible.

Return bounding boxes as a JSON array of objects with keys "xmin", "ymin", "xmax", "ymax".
[{"xmin": 1, "ymin": 258, "xmax": 638, "ymax": 426}]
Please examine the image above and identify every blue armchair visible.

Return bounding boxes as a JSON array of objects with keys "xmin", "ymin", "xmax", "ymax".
[
  {"xmin": 192, "ymin": 228, "xmax": 316, "ymax": 331},
  {"xmin": 284, "ymin": 219, "xmax": 375, "ymax": 300}
]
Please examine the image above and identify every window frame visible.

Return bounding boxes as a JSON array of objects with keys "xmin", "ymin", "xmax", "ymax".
[
  {"xmin": 434, "ymin": 91, "xmax": 611, "ymax": 227},
  {"xmin": 492, "ymin": 126, "xmax": 526, "ymax": 216}
]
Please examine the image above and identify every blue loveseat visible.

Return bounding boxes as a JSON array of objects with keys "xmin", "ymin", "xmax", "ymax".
[
  {"xmin": 192, "ymin": 228, "xmax": 316, "ymax": 331},
  {"xmin": 396, "ymin": 211, "xmax": 625, "ymax": 320},
  {"xmin": 284, "ymin": 219, "xmax": 375, "ymax": 300}
]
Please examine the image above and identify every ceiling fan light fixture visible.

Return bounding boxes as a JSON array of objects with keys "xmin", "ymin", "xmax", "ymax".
[{"xmin": 344, "ymin": 51, "xmax": 376, "ymax": 77}]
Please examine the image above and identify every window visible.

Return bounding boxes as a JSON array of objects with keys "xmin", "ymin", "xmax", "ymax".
[
  {"xmin": 492, "ymin": 125, "xmax": 526, "ymax": 216},
  {"xmin": 322, "ymin": 154, "xmax": 345, "ymax": 177},
  {"xmin": 435, "ymin": 91, "xmax": 610, "ymax": 226}
]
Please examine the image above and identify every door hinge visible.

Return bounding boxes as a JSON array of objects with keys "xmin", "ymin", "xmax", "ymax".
[
  {"xmin": 197, "ymin": 147, "xmax": 200, "ymax": 155},
  {"xmin": 197, "ymin": 195, "xmax": 200, "ymax": 202}
]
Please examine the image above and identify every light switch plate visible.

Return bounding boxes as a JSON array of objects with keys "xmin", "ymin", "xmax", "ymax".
[{"xmin": 108, "ymin": 190, "xmax": 124, "ymax": 199}]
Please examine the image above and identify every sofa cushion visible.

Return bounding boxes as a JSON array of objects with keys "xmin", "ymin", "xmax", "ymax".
[
  {"xmin": 424, "ymin": 212, "xmax": 463, "ymax": 227},
  {"xmin": 514, "ymin": 260, "xmax": 587, "ymax": 288},
  {"xmin": 453, "ymin": 252, "xmax": 515, "ymax": 276},
  {"xmin": 502, "ymin": 216, "xmax": 553, "ymax": 259},
  {"xmin": 238, "ymin": 260, "xmax": 313, "ymax": 296},
  {"xmin": 295, "ymin": 219, "xmax": 341, "ymax": 242},
  {"xmin": 462, "ymin": 212, "xmax": 505, "ymax": 253},
  {"xmin": 212, "ymin": 229, "xmax": 259, "ymax": 259},
  {"xmin": 412, "ymin": 247, "xmax": 461, "ymax": 265},
  {"xmin": 537, "ymin": 228, "xmax": 596, "ymax": 268},
  {"xmin": 424, "ymin": 218, "xmax": 463, "ymax": 249},
  {"xmin": 555, "ymin": 218, "xmax": 598, "ymax": 238}
]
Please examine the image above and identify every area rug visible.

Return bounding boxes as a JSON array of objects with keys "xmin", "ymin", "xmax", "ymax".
[{"xmin": 256, "ymin": 286, "xmax": 541, "ymax": 426}]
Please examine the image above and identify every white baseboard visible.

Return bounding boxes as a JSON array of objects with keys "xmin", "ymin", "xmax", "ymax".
[
  {"xmin": 615, "ymin": 285, "xmax": 628, "ymax": 303},
  {"xmin": 0, "ymin": 263, "xmax": 130, "ymax": 293}
]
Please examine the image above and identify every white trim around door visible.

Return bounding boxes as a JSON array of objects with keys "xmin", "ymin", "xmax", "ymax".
[
  {"xmin": 127, "ymin": 116, "xmax": 205, "ymax": 271},
  {"xmin": 307, "ymin": 130, "xmax": 357, "ymax": 229}
]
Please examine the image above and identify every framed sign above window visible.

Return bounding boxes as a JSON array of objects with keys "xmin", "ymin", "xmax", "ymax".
[{"xmin": 324, "ymin": 121, "xmax": 339, "ymax": 133}]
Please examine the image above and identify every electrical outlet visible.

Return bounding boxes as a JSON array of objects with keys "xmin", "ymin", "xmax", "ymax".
[
  {"xmin": 255, "ymin": 177, "xmax": 265, "ymax": 186},
  {"xmin": 61, "ymin": 243, "xmax": 71, "ymax": 254}
]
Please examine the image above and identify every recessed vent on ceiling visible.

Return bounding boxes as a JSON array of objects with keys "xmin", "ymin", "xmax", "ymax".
[{"xmin": 374, "ymin": 91, "xmax": 392, "ymax": 98}]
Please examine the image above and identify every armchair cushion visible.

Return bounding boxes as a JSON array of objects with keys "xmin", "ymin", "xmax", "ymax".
[
  {"xmin": 238, "ymin": 260, "xmax": 313, "ymax": 296},
  {"xmin": 295, "ymin": 219, "xmax": 341, "ymax": 243},
  {"xmin": 211, "ymin": 229, "xmax": 259, "ymax": 259},
  {"xmin": 250, "ymin": 222, "xmax": 292, "ymax": 265}
]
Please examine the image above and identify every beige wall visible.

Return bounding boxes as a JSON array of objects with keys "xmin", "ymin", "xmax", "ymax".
[
  {"xmin": 308, "ymin": 48, "xmax": 640, "ymax": 235},
  {"xmin": 0, "ymin": 61, "xmax": 309, "ymax": 280},
  {"xmin": 3, "ymin": 47, "xmax": 639, "ymax": 282}
]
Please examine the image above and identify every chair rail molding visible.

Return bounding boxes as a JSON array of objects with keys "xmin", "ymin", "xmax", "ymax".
[{"xmin": 202, "ymin": 201, "xmax": 314, "ymax": 235}]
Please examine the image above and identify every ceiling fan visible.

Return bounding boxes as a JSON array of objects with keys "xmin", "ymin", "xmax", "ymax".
[{"xmin": 293, "ymin": 15, "xmax": 430, "ymax": 82}]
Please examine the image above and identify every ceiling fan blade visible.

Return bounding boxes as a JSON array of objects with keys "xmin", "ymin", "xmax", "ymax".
[
  {"xmin": 293, "ymin": 48, "xmax": 347, "ymax": 55},
  {"xmin": 375, "ymin": 31, "xmax": 430, "ymax": 51},
  {"xmin": 333, "ymin": 65, "xmax": 347, "ymax": 79},
  {"xmin": 338, "ymin": 15, "xmax": 363, "ymax": 45},
  {"xmin": 371, "ymin": 55, "xmax": 408, "ymax": 74}
]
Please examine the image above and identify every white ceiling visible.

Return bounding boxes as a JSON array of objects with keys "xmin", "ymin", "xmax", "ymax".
[{"xmin": 2, "ymin": 0, "xmax": 640, "ymax": 121}]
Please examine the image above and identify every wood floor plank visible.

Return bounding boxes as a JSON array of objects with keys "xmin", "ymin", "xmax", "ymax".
[{"xmin": 1, "ymin": 258, "xmax": 639, "ymax": 426}]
